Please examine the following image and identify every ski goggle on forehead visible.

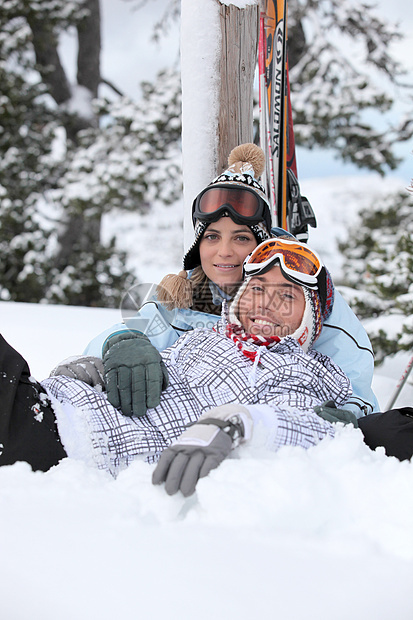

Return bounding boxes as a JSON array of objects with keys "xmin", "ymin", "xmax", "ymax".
[
  {"xmin": 192, "ymin": 185, "xmax": 271, "ymax": 230},
  {"xmin": 243, "ymin": 238, "xmax": 323, "ymax": 289}
]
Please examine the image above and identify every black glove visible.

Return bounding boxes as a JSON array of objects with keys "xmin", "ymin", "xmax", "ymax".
[
  {"xmin": 314, "ymin": 400, "xmax": 358, "ymax": 428},
  {"xmin": 152, "ymin": 404, "xmax": 253, "ymax": 497},
  {"xmin": 50, "ymin": 355, "xmax": 105, "ymax": 389},
  {"xmin": 102, "ymin": 331, "xmax": 168, "ymax": 417}
]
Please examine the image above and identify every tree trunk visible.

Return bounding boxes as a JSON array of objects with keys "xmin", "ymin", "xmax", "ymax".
[
  {"xmin": 55, "ymin": 0, "xmax": 102, "ymax": 277},
  {"xmin": 217, "ymin": 3, "xmax": 259, "ymax": 173},
  {"xmin": 27, "ymin": 14, "xmax": 72, "ymax": 105},
  {"xmin": 29, "ymin": 0, "xmax": 103, "ymax": 285},
  {"xmin": 77, "ymin": 0, "xmax": 101, "ymax": 99}
]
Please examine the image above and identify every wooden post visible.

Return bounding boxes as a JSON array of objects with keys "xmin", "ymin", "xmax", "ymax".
[
  {"xmin": 181, "ymin": 0, "xmax": 260, "ymax": 250},
  {"xmin": 216, "ymin": 2, "xmax": 260, "ymax": 173}
]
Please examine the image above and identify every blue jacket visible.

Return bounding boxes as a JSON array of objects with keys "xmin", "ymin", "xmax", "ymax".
[{"xmin": 84, "ymin": 290, "xmax": 379, "ymax": 418}]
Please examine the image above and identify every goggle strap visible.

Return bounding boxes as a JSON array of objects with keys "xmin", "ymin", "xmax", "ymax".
[{"xmin": 317, "ymin": 266, "xmax": 327, "ymax": 313}]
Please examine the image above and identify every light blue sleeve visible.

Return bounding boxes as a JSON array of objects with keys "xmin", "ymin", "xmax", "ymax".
[
  {"xmin": 82, "ymin": 302, "xmax": 183, "ymax": 357},
  {"xmin": 314, "ymin": 290, "xmax": 380, "ymax": 417},
  {"xmin": 82, "ymin": 301, "xmax": 220, "ymax": 357},
  {"xmin": 82, "ymin": 322, "xmax": 131, "ymax": 357}
]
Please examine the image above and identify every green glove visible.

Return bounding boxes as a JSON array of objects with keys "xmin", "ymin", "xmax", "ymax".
[
  {"xmin": 314, "ymin": 400, "xmax": 358, "ymax": 428},
  {"xmin": 102, "ymin": 331, "xmax": 168, "ymax": 417}
]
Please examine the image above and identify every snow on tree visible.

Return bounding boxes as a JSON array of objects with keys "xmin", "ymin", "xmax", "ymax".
[
  {"xmin": 0, "ymin": 0, "xmax": 182, "ymax": 306},
  {"xmin": 339, "ymin": 187, "xmax": 413, "ymax": 364},
  {"xmin": 288, "ymin": 0, "xmax": 413, "ymax": 174},
  {"xmin": 53, "ymin": 69, "xmax": 182, "ymax": 217},
  {"xmin": 45, "ymin": 68, "xmax": 183, "ymax": 305},
  {"xmin": 0, "ymin": 2, "xmax": 65, "ymax": 302},
  {"xmin": 148, "ymin": 0, "xmax": 413, "ymax": 175}
]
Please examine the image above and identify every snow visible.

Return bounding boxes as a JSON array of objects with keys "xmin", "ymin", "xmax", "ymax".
[
  {"xmin": 101, "ymin": 199, "xmax": 184, "ymax": 284},
  {"xmin": 2, "ymin": 1, "xmax": 413, "ymax": 616},
  {"xmin": 66, "ymin": 84, "xmax": 95, "ymax": 120},
  {"xmin": 300, "ymin": 174, "xmax": 409, "ymax": 279},
  {"xmin": 1, "ymin": 174, "xmax": 413, "ymax": 619},
  {"xmin": 181, "ymin": 0, "xmax": 221, "ymax": 249},
  {"xmin": 1, "ymin": 435, "xmax": 412, "ymax": 620}
]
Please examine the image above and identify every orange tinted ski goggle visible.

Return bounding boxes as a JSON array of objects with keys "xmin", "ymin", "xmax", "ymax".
[{"xmin": 243, "ymin": 238, "xmax": 323, "ymax": 289}]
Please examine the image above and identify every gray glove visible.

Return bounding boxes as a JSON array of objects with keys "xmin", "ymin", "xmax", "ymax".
[
  {"xmin": 314, "ymin": 400, "xmax": 358, "ymax": 428},
  {"xmin": 152, "ymin": 404, "xmax": 253, "ymax": 497},
  {"xmin": 50, "ymin": 355, "xmax": 105, "ymax": 389},
  {"xmin": 102, "ymin": 330, "xmax": 168, "ymax": 417}
]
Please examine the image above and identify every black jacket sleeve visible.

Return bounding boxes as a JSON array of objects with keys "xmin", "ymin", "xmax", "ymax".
[{"xmin": 0, "ymin": 334, "xmax": 66, "ymax": 471}]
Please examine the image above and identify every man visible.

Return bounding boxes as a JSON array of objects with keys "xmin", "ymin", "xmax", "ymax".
[{"xmin": 41, "ymin": 238, "xmax": 350, "ymax": 495}]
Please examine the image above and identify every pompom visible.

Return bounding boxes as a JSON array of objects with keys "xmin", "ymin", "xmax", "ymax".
[
  {"xmin": 156, "ymin": 271, "xmax": 193, "ymax": 310},
  {"xmin": 227, "ymin": 143, "xmax": 265, "ymax": 178}
]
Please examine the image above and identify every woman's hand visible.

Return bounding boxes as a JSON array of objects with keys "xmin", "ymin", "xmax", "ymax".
[{"xmin": 103, "ymin": 331, "xmax": 168, "ymax": 416}]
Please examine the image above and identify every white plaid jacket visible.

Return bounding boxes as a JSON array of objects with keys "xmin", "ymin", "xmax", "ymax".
[{"xmin": 43, "ymin": 320, "xmax": 351, "ymax": 476}]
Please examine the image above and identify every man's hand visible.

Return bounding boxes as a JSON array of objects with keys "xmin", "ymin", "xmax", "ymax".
[
  {"xmin": 314, "ymin": 400, "xmax": 358, "ymax": 428},
  {"xmin": 50, "ymin": 356, "xmax": 105, "ymax": 389},
  {"xmin": 152, "ymin": 404, "xmax": 253, "ymax": 497},
  {"xmin": 103, "ymin": 331, "xmax": 168, "ymax": 417}
]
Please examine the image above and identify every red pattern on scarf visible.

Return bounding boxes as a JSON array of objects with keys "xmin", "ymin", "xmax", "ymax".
[{"xmin": 217, "ymin": 323, "xmax": 281, "ymax": 361}]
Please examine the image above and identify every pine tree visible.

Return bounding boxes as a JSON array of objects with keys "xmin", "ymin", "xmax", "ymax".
[
  {"xmin": 339, "ymin": 188, "xmax": 413, "ymax": 364},
  {"xmin": 0, "ymin": 1, "xmax": 182, "ymax": 307},
  {"xmin": 44, "ymin": 67, "xmax": 182, "ymax": 306},
  {"xmin": 154, "ymin": 0, "xmax": 413, "ymax": 174},
  {"xmin": 0, "ymin": 4, "xmax": 62, "ymax": 301},
  {"xmin": 51, "ymin": 68, "xmax": 182, "ymax": 218},
  {"xmin": 288, "ymin": 0, "xmax": 413, "ymax": 174}
]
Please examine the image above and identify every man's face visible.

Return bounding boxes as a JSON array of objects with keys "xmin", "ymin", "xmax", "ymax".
[{"xmin": 237, "ymin": 265, "xmax": 305, "ymax": 338}]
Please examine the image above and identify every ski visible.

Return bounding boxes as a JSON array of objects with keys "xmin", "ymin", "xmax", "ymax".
[
  {"xmin": 258, "ymin": 12, "xmax": 276, "ymax": 216},
  {"xmin": 261, "ymin": 0, "xmax": 288, "ymax": 228},
  {"xmin": 259, "ymin": 0, "xmax": 317, "ymax": 240}
]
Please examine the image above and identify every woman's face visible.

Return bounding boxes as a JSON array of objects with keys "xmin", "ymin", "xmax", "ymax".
[
  {"xmin": 237, "ymin": 265, "xmax": 305, "ymax": 338},
  {"xmin": 199, "ymin": 217, "xmax": 257, "ymax": 292}
]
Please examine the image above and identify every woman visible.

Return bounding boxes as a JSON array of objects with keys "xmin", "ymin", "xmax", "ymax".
[{"xmin": 79, "ymin": 143, "xmax": 378, "ymax": 418}]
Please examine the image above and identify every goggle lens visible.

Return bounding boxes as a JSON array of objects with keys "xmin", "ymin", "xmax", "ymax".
[
  {"xmin": 198, "ymin": 187, "xmax": 261, "ymax": 218},
  {"xmin": 244, "ymin": 239, "xmax": 322, "ymax": 284}
]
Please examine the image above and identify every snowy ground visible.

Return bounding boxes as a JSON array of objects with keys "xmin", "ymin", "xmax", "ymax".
[{"xmin": 1, "ymin": 175, "xmax": 413, "ymax": 619}]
